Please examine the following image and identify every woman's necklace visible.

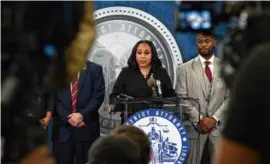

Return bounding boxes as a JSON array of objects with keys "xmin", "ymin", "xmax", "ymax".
[
  {"xmin": 140, "ymin": 67, "xmax": 151, "ymax": 78},
  {"xmin": 141, "ymin": 71, "xmax": 149, "ymax": 77}
]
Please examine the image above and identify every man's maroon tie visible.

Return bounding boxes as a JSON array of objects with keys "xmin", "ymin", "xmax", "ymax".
[
  {"xmin": 205, "ymin": 61, "xmax": 212, "ymax": 82},
  {"xmin": 71, "ymin": 78, "xmax": 78, "ymax": 113}
]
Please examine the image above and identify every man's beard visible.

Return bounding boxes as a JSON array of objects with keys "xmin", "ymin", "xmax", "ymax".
[{"xmin": 199, "ymin": 49, "xmax": 212, "ymax": 58}]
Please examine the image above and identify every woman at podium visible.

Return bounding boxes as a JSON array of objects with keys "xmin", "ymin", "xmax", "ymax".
[{"xmin": 109, "ymin": 40, "xmax": 176, "ymax": 120}]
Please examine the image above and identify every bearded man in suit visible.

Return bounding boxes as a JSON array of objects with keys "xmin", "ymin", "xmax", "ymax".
[{"xmin": 176, "ymin": 32, "xmax": 229, "ymax": 164}]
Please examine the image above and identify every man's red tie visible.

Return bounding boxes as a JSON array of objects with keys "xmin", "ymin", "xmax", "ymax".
[
  {"xmin": 205, "ymin": 61, "xmax": 213, "ymax": 82},
  {"xmin": 71, "ymin": 78, "xmax": 78, "ymax": 113}
]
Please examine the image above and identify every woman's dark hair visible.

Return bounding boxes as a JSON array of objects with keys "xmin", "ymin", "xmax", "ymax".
[{"xmin": 127, "ymin": 40, "xmax": 162, "ymax": 71}]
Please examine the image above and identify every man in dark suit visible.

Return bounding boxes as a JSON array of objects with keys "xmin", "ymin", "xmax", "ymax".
[{"xmin": 52, "ymin": 61, "xmax": 105, "ymax": 164}]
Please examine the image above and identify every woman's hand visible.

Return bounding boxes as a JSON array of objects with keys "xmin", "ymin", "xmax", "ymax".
[{"xmin": 39, "ymin": 111, "xmax": 52, "ymax": 129}]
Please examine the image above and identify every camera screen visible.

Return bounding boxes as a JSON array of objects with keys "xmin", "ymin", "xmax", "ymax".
[{"xmin": 175, "ymin": 9, "xmax": 213, "ymax": 32}]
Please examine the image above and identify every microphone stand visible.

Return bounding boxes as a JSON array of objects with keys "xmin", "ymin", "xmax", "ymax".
[
  {"xmin": 152, "ymin": 87, "xmax": 158, "ymax": 99},
  {"xmin": 123, "ymin": 96, "xmax": 129, "ymax": 123}
]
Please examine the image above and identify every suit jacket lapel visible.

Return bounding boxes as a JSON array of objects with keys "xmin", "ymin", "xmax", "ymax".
[
  {"xmin": 193, "ymin": 58, "xmax": 208, "ymax": 99},
  {"xmin": 78, "ymin": 65, "xmax": 88, "ymax": 96},
  {"xmin": 57, "ymin": 88, "xmax": 72, "ymax": 110},
  {"xmin": 211, "ymin": 57, "xmax": 220, "ymax": 96}
]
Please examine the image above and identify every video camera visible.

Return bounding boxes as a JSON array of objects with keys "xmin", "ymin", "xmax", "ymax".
[
  {"xmin": 174, "ymin": 1, "xmax": 253, "ymax": 33},
  {"xmin": 175, "ymin": 1, "xmax": 216, "ymax": 32}
]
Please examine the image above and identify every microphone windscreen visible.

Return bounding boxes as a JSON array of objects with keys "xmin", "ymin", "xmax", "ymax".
[{"xmin": 147, "ymin": 74, "xmax": 156, "ymax": 87}]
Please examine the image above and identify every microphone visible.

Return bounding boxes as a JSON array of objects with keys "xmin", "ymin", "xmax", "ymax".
[
  {"xmin": 147, "ymin": 73, "xmax": 158, "ymax": 98},
  {"xmin": 146, "ymin": 73, "xmax": 156, "ymax": 87},
  {"xmin": 156, "ymin": 80, "xmax": 162, "ymax": 98}
]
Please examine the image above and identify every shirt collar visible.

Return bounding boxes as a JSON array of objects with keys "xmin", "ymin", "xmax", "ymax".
[{"xmin": 198, "ymin": 54, "xmax": 214, "ymax": 65}]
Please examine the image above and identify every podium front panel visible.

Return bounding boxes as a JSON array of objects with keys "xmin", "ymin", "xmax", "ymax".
[{"xmin": 124, "ymin": 108, "xmax": 189, "ymax": 164}]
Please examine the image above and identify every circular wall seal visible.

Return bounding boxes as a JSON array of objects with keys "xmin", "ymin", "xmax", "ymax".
[{"xmin": 88, "ymin": 7, "xmax": 183, "ymax": 135}]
